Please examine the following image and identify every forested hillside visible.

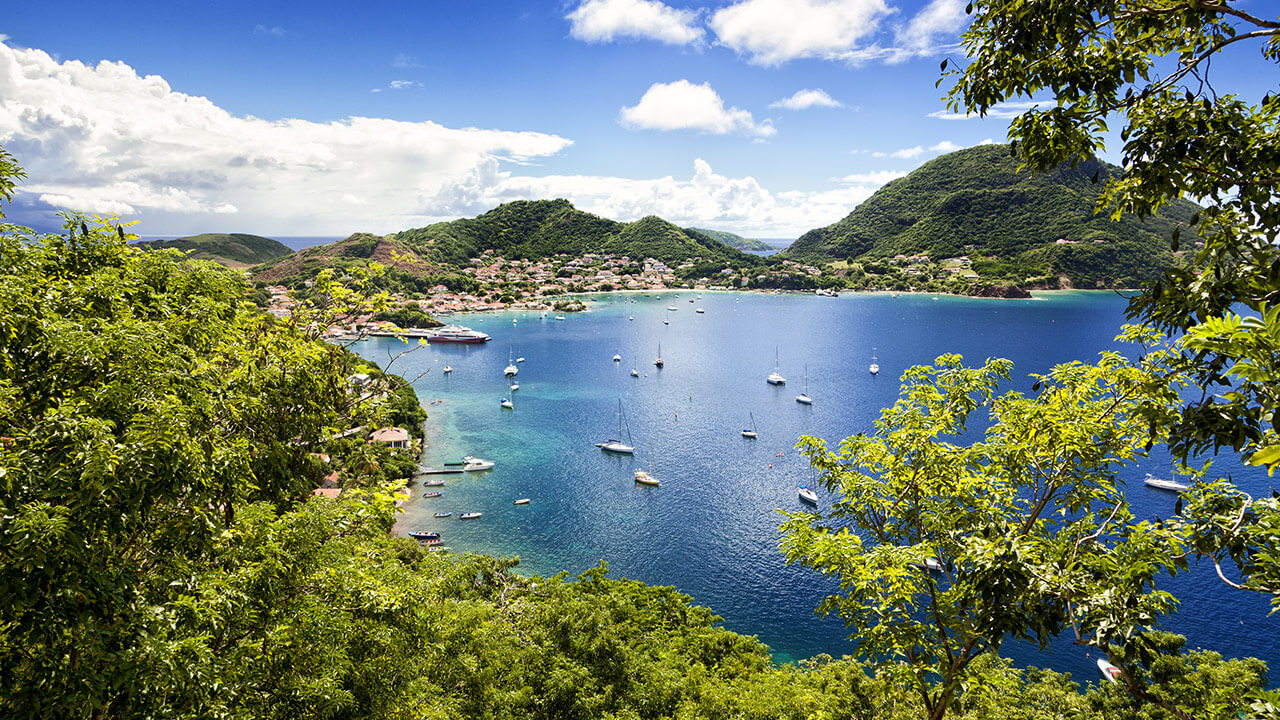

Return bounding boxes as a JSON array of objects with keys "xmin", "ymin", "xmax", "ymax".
[
  {"xmin": 134, "ymin": 232, "xmax": 293, "ymax": 268},
  {"xmin": 784, "ymin": 144, "xmax": 1199, "ymax": 288},
  {"xmin": 395, "ymin": 198, "xmax": 758, "ymax": 267},
  {"xmin": 689, "ymin": 227, "xmax": 777, "ymax": 252}
]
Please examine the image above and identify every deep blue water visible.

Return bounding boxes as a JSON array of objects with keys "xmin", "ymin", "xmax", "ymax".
[{"xmin": 352, "ymin": 290, "xmax": 1279, "ymax": 681}]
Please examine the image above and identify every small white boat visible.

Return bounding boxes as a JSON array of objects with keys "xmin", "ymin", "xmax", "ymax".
[
  {"xmin": 509, "ymin": 382, "xmax": 519, "ymax": 391},
  {"xmin": 504, "ymin": 350, "xmax": 518, "ymax": 377},
  {"xmin": 613, "ymin": 353, "xmax": 621, "ymax": 362},
  {"xmin": 459, "ymin": 512, "xmax": 483, "ymax": 520},
  {"xmin": 742, "ymin": 412, "xmax": 758, "ymax": 439},
  {"xmin": 596, "ymin": 399, "xmax": 636, "ymax": 454},
  {"xmin": 516, "ymin": 357, "xmax": 525, "ymax": 363},
  {"xmin": 667, "ymin": 305, "xmax": 678, "ymax": 311},
  {"xmin": 512, "ymin": 318, "xmax": 517, "ymax": 325},
  {"xmin": 442, "ymin": 365, "xmax": 452, "ymax": 374},
  {"xmin": 628, "ymin": 314, "xmax": 634, "ymax": 321},
  {"xmin": 1143, "ymin": 474, "xmax": 1190, "ymax": 492},
  {"xmin": 796, "ymin": 365, "xmax": 813, "ymax": 404},
  {"xmin": 798, "ymin": 486, "xmax": 819, "ymax": 505},
  {"xmin": 463, "ymin": 456, "xmax": 494, "ymax": 471},
  {"xmin": 695, "ymin": 308, "xmax": 705, "ymax": 313},
  {"xmin": 870, "ymin": 346, "xmax": 880, "ymax": 375},
  {"xmin": 634, "ymin": 470, "xmax": 660, "ymax": 486},
  {"xmin": 1097, "ymin": 659, "xmax": 1123, "ymax": 684},
  {"xmin": 654, "ymin": 343, "xmax": 664, "ymax": 368},
  {"xmin": 630, "ymin": 368, "xmax": 639, "ymax": 377},
  {"xmin": 500, "ymin": 397, "xmax": 513, "ymax": 409},
  {"xmin": 555, "ymin": 315, "xmax": 566, "ymax": 321},
  {"xmin": 767, "ymin": 348, "xmax": 786, "ymax": 385},
  {"xmin": 433, "ymin": 512, "xmax": 451, "ymax": 518},
  {"xmin": 513, "ymin": 498, "xmax": 530, "ymax": 505}
]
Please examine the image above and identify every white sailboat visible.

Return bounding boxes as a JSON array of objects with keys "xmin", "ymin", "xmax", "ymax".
[
  {"xmin": 741, "ymin": 412, "xmax": 758, "ymax": 438},
  {"xmin": 596, "ymin": 399, "xmax": 636, "ymax": 454},
  {"xmin": 767, "ymin": 348, "xmax": 786, "ymax": 385},
  {"xmin": 869, "ymin": 346, "xmax": 880, "ymax": 375},
  {"xmin": 503, "ymin": 349, "xmax": 518, "ymax": 377},
  {"xmin": 654, "ymin": 343, "xmax": 664, "ymax": 368},
  {"xmin": 1143, "ymin": 473, "xmax": 1191, "ymax": 492},
  {"xmin": 634, "ymin": 444, "xmax": 660, "ymax": 486},
  {"xmin": 796, "ymin": 365, "xmax": 813, "ymax": 404},
  {"xmin": 798, "ymin": 485, "xmax": 819, "ymax": 505}
]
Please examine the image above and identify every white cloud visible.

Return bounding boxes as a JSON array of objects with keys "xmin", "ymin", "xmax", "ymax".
[
  {"xmin": 430, "ymin": 158, "xmax": 865, "ymax": 237},
  {"xmin": 620, "ymin": 80, "xmax": 775, "ymax": 137},
  {"xmin": 928, "ymin": 140, "xmax": 961, "ymax": 152},
  {"xmin": 890, "ymin": 0, "xmax": 967, "ymax": 60},
  {"xmin": 769, "ymin": 89, "xmax": 843, "ymax": 110},
  {"xmin": 872, "ymin": 145, "xmax": 924, "ymax": 159},
  {"xmin": 567, "ymin": 0, "xmax": 704, "ymax": 45},
  {"xmin": 0, "ymin": 41, "xmax": 574, "ymax": 235},
  {"xmin": 253, "ymin": 24, "xmax": 287, "ymax": 38},
  {"xmin": 929, "ymin": 100, "xmax": 1045, "ymax": 120},
  {"xmin": 709, "ymin": 0, "xmax": 894, "ymax": 66},
  {"xmin": 372, "ymin": 80, "xmax": 423, "ymax": 93},
  {"xmin": 391, "ymin": 53, "xmax": 421, "ymax": 69}
]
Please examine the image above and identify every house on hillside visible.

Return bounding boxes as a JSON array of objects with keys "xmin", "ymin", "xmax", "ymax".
[{"xmin": 370, "ymin": 427, "xmax": 409, "ymax": 449}]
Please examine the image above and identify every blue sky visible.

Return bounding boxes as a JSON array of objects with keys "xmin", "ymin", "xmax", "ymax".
[{"xmin": 0, "ymin": 1, "xmax": 1266, "ymax": 239}]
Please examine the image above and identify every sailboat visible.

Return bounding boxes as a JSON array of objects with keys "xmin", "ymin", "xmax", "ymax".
[
  {"xmin": 796, "ymin": 365, "xmax": 813, "ymax": 404},
  {"xmin": 741, "ymin": 412, "xmax": 758, "ymax": 438},
  {"xmin": 595, "ymin": 399, "xmax": 635, "ymax": 454},
  {"xmin": 503, "ymin": 349, "xmax": 518, "ymax": 377},
  {"xmin": 869, "ymin": 347, "xmax": 880, "ymax": 375},
  {"xmin": 654, "ymin": 343, "xmax": 664, "ymax": 368},
  {"xmin": 634, "ymin": 443, "xmax": 660, "ymax": 486},
  {"xmin": 500, "ymin": 394, "xmax": 513, "ymax": 409},
  {"xmin": 767, "ymin": 348, "xmax": 786, "ymax": 385}
]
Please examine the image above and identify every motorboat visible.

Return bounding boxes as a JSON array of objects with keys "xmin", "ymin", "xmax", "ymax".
[
  {"xmin": 426, "ymin": 325, "xmax": 491, "ymax": 344},
  {"xmin": 1143, "ymin": 474, "xmax": 1190, "ymax": 492},
  {"xmin": 423, "ymin": 491, "xmax": 442, "ymax": 498},
  {"xmin": 516, "ymin": 357, "xmax": 525, "ymax": 363},
  {"xmin": 442, "ymin": 365, "xmax": 452, "ymax": 374},
  {"xmin": 798, "ymin": 486, "xmax": 818, "ymax": 505},
  {"xmin": 596, "ymin": 399, "xmax": 636, "ymax": 454},
  {"xmin": 1097, "ymin": 659, "xmax": 1123, "ymax": 684},
  {"xmin": 513, "ymin": 498, "xmax": 530, "ymax": 505},
  {"xmin": 630, "ymin": 368, "xmax": 639, "ymax": 377},
  {"xmin": 433, "ymin": 512, "xmax": 451, "ymax": 518},
  {"xmin": 423, "ymin": 479, "xmax": 445, "ymax": 487},
  {"xmin": 742, "ymin": 412, "xmax": 758, "ymax": 438},
  {"xmin": 500, "ymin": 397, "xmax": 513, "ymax": 409},
  {"xmin": 613, "ymin": 353, "xmax": 621, "ymax": 362},
  {"xmin": 407, "ymin": 531, "xmax": 440, "ymax": 541},
  {"xmin": 509, "ymin": 382, "xmax": 519, "ymax": 391},
  {"xmin": 459, "ymin": 512, "xmax": 483, "ymax": 520},
  {"xmin": 695, "ymin": 308, "xmax": 705, "ymax": 313},
  {"xmin": 463, "ymin": 456, "xmax": 494, "ymax": 471}
]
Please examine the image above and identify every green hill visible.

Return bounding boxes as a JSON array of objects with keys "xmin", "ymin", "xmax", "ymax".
[
  {"xmin": 394, "ymin": 199, "xmax": 758, "ymax": 267},
  {"xmin": 783, "ymin": 144, "xmax": 1199, "ymax": 289},
  {"xmin": 135, "ymin": 233, "xmax": 293, "ymax": 268},
  {"xmin": 689, "ymin": 227, "xmax": 776, "ymax": 252}
]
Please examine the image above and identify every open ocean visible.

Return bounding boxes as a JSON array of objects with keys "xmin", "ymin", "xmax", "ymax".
[{"xmin": 350, "ymin": 290, "xmax": 1278, "ymax": 682}]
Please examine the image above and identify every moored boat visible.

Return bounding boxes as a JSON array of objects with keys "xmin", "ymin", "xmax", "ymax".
[
  {"xmin": 767, "ymin": 348, "xmax": 786, "ymax": 385},
  {"xmin": 433, "ymin": 512, "xmax": 452, "ymax": 518},
  {"xmin": 596, "ymin": 399, "xmax": 636, "ymax": 454},
  {"xmin": 1097, "ymin": 658, "xmax": 1123, "ymax": 684},
  {"xmin": 463, "ymin": 456, "xmax": 495, "ymax": 471},
  {"xmin": 459, "ymin": 512, "xmax": 483, "ymax": 520},
  {"xmin": 423, "ymin": 491, "xmax": 442, "ymax": 498},
  {"xmin": 423, "ymin": 479, "xmax": 445, "ymax": 487},
  {"xmin": 426, "ymin": 325, "xmax": 491, "ymax": 344},
  {"xmin": 634, "ymin": 470, "xmax": 660, "ymax": 486},
  {"xmin": 513, "ymin": 498, "xmax": 530, "ymax": 505},
  {"xmin": 1143, "ymin": 474, "xmax": 1191, "ymax": 492},
  {"xmin": 798, "ymin": 485, "xmax": 818, "ymax": 504},
  {"xmin": 408, "ymin": 531, "xmax": 440, "ymax": 541},
  {"xmin": 742, "ymin": 412, "xmax": 758, "ymax": 438}
]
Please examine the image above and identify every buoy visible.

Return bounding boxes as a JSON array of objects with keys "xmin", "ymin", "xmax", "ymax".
[{"xmin": 769, "ymin": 464, "xmax": 773, "ymax": 468}]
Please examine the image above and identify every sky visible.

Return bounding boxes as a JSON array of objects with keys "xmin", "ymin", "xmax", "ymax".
[{"xmin": 0, "ymin": 1, "xmax": 1268, "ymax": 240}]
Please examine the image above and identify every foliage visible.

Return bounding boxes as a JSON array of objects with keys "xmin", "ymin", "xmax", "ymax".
[
  {"xmin": 134, "ymin": 232, "xmax": 293, "ymax": 267},
  {"xmin": 945, "ymin": 0, "xmax": 1280, "ymax": 471},
  {"xmin": 688, "ymin": 227, "xmax": 776, "ymax": 252},
  {"xmin": 370, "ymin": 303, "xmax": 442, "ymax": 329},
  {"xmin": 780, "ymin": 344, "xmax": 1211, "ymax": 720},
  {"xmin": 783, "ymin": 144, "xmax": 1196, "ymax": 289},
  {"xmin": 0, "ymin": 213, "xmax": 368, "ymax": 718}
]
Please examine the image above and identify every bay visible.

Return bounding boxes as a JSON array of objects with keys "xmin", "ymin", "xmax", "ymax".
[{"xmin": 353, "ymin": 290, "xmax": 1279, "ymax": 680}]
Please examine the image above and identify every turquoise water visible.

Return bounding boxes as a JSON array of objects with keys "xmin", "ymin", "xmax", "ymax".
[{"xmin": 353, "ymin": 290, "xmax": 1279, "ymax": 679}]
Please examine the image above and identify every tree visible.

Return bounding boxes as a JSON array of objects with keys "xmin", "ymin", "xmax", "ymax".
[
  {"xmin": 780, "ymin": 346, "xmax": 1225, "ymax": 720},
  {"xmin": 944, "ymin": 0, "xmax": 1280, "ymax": 470}
]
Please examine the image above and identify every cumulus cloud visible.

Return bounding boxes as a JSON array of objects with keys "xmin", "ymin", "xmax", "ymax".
[
  {"xmin": 890, "ymin": 0, "xmax": 967, "ymax": 60},
  {"xmin": 0, "ymin": 41, "xmax": 573, "ymax": 234},
  {"xmin": 708, "ymin": 0, "xmax": 894, "ymax": 66},
  {"xmin": 620, "ymin": 80, "xmax": 775, "ymax": 137},
  {"xmin": 769, "ymin": 89, "xmax": 844, "ymax": 110},
  {"xmin": 567, "ymin": 0, "xmax": 704, "ymax": 45},
  {"xmin": 372, "ymin": 80, "xmax": 423, "ymax": 93},
  {"xmin": 430, "ymin": 157, "xmax": 868, "ymax": 237}
]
